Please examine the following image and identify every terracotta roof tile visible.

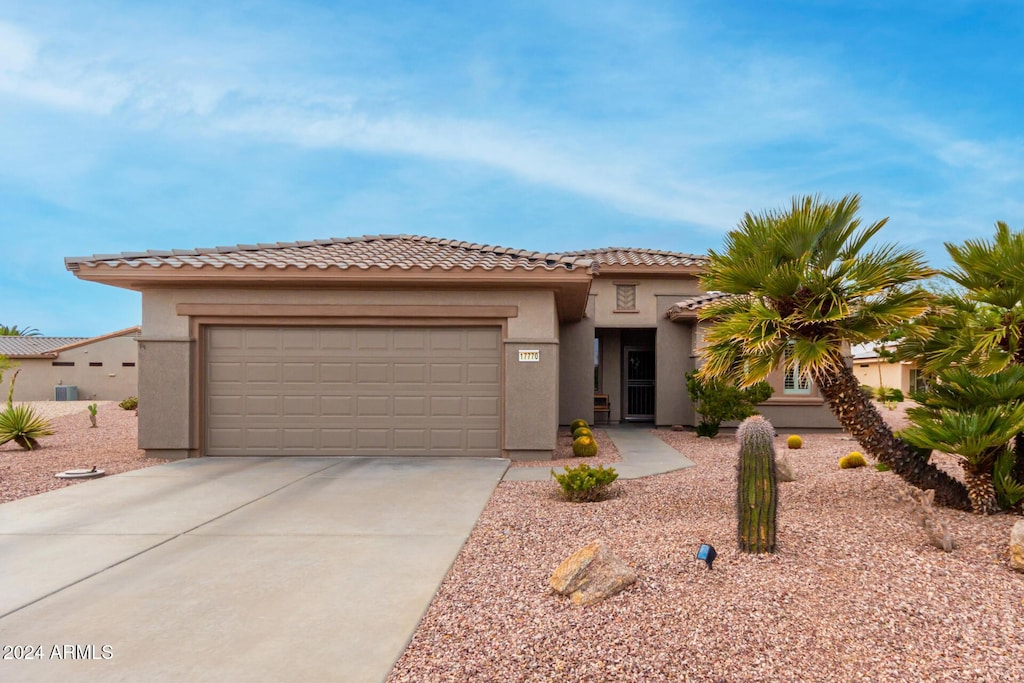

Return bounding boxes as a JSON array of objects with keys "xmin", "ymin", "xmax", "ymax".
[
  {"xmin": 559, "ymin": 247, "xmax": 707, "ymax": 268},
  {"xmin": 666, "ymin": 292, "xmax": 736, "ymax": 320},
  {"xmin": 66, "ymin": 235, "xmax": 594, "ymax": 274},
  {"xmin": 0, "ymin": 336, "xmax": 89, "ymax": 357}
]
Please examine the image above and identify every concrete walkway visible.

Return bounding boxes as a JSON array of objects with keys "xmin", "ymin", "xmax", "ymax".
[
  {"xmin": 0, "ymin": 456, "xmax": 508, "ymax": 682},
  {"xmin": 502, "ymin": 424, "xmax": 696, "ymax": 481}
]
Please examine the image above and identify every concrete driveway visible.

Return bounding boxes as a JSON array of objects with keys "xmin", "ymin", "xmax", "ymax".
[{"xmin": 0, "ymin": 456, "xmax": 508, "ymax": 682}]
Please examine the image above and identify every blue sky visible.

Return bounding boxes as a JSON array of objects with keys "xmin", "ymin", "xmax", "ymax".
[{"xmin": 1, "ymin": 0, "xmax": 1022, "ymax": 336}]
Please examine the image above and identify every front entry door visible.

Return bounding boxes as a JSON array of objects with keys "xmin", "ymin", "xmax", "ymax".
[{"xmin": 624, "ymin": 346, "xmax": 655, "ymax": 421}]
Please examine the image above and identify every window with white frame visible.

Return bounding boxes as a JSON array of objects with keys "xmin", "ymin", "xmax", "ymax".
[{"xmin": 783, "ymin": 345, "xmax": 812, "ymax": 394}]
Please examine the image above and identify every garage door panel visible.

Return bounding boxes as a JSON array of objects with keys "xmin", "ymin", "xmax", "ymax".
[
  {"xmin": 246, "ymin": 395, "xmax": 280, "ymax": 416},
  {"xmin": 356, "ymin": 363, "xmax": 390, "ymax": 383},
  {"xmin": 245, "ymin": 362, "xmax": 279, "ymax": 383},
  {"xmin": 467, "ymin": 396, "xmax": 500, "ymax": 417},
  {"xmin": 394, "ymin": 396, "xmax": 427, "ymax": 417},
  {"xmin": 430, "ymin": 364, "xmax": 463, "ymax": 383},
  {"xmin": 320, "ymin": 396, "xmax": 354, "ymax": 417},
  {"xmin": 394, "ymin": 363, "xmax": 427, "ymax": 384},
  {"xmin": 205, "ymin": 326, "xmax": 501, "ymax": 456},
  {"xmin": 467, "ymin": 429, "xmax": 500, "ymax": 450},
  {"xmin": 282, "ymin": 362, "xmax": 316, "ymax": 383},
  {"xmin": 245, "ymin": 329, "xmax": 280, "ymax": 350},
  {"xmin": 467, "ymin": 363, "xmax": 499, "ymax": 385}
]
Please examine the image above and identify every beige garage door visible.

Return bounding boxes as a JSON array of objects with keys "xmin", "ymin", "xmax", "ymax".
[{"xmin": 204, "ymin": 326, "xmax": 501, "ymax": 456}]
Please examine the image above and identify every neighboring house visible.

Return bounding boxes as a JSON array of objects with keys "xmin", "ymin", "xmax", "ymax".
[
  {"xmin": 0, "ymin": 327, "xmax": 140, "ymax": 401},
  {"xmin": 65, "ymin": 235, "xmax": 838, "ymax": 461},
  {"xmin": 850, "ymin": 342, "xmax": 929, "ymax": 395}
]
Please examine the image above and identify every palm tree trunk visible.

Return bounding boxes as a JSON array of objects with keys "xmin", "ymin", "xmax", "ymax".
[
  {"xmin": 813, "ymin": 362, "xmax": 971, "ymax": 511},
  {"xmin": 963, "ymin": 465, "xmax": 999, "ymax": 515}
]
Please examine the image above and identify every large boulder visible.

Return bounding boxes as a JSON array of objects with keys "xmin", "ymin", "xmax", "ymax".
[
  {"xmin": 1011, "ymin": 520, "xmax": 1024, "ymax": 572},
  {"xmin": 549, "ymin": 540, "xmax": 637, "ymax": 606}
]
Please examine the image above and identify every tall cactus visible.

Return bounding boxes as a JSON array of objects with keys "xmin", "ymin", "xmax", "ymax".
[{"xmin": 736, "ymin": 415, "xmax": 778, "ymax": 553}]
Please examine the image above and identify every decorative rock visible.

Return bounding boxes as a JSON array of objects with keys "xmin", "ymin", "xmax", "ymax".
[
  {"xmin": 1011, "ymin": 520, "xmax": 1024, "ymax": 572},
  {"xmin": 671, "ymin": 424, "xmax": 685, "ymax": 432},
  {"xmin": 549, "ymin": 540, "xmax": 637, "ymax": 606},
  {"xmin": 776, "ymin": 453, "xmax": 796, "ymax": 482}
]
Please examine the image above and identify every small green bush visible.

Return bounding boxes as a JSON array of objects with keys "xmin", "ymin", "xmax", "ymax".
[
  {"xmin": 787, "ymin": 434, "xmax": 803, "ymax": 449},
  {"xmin": 572, "ymin": 435, "xmax": 599, "ymax": 457},
  {"xmin": 551, "ymin": 463, "xmax": 618, "ymax": 502},
  {"xmin": 839, "ymin": 451, "xmax": 868, "ymax": 469},
  {"xmin": 695, "ymin": 421, "xmax": 719, "ymax": 438},
  {"xmin": 860, "ymin": 384, "xmax": 876, "ymax": 400},
  {"xmin": 572, "ymin": 426, "xmax": 593, "ymax": 440},
  {"xmin": 119, "ymin": 396, "xmax": 139, "ymax": 411},
  {"xmin": 874, "ymin": 386, "xmax": 904, "ymax": 403},
  {"xmin": 0, "ymin": 404, "xmax": 56, "ymax": 450},
  {"xmin": 570, "ymin": 418, "xmax": 589, "ymax": 432},
  {"xmin": 874, "ymin": 462, "xmax": 891, "ymax": 472}
]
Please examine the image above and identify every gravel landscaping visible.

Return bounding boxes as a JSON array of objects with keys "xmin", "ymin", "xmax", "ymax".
[
  {"xmin": 389, "ymin": 409, "xmax": 1024, "ymax": 683},
  {"xmin": 0, "ymin": 401, "xmax": 168, "ymax": 503}
]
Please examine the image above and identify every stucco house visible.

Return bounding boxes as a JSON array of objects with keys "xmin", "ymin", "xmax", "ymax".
[
  {"xmin": 65, "ymin": 235, "xmax": 837, "ymax": 460},
  {"xmin": 0, "ymin": 327, "xmax": 140, "ymax": 401},
  {"xmin": 850, "ymin": 342, "xmax": 929, "ymax": 395}
]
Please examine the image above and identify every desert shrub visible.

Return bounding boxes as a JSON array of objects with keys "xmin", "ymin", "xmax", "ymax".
[
  {"xmin": 572, "ymin": 426, "xmax": 594, "ymax": 440},
  {"xmin": 119, "ymin": 396, "xmax": 139, "ymax": 411},
  {"xmin": 695, "ymin": 421, "xmax": 719, "ymax": 438},
  {"xmin": 874, "ymin": 386, "xmax": 904, "ymax": 403},
  {"xmin": 569, "ymin": 418, "xmax": 589, "ymax": 432},
  {"xmin": 572, "ymin": 435, "xmax": 598, "ymax": 457},
  {"xmin": 0, "ymin": 404, "xmax": 56, "ymax": 450},
  {"xmin": 686, "ymin": 371, "xmax": 773, "ymax": 438},
  {"xmin": 787, "ymin": 434, "xmax": 803, "ymax": 449},
  {"xmin": 874, "ymin": 462, "xmax": 891, "ymax": 471},
  {"xmin": 840, "ymin": 451, "xmax": 868, "ymax": 469},
  {"xmin": 551, "ymin": 463, "xmax": 618, "ymax": 502},
  {"xmin": 860, "ymin": 384, "xmax": 876, "ymax": 399}
]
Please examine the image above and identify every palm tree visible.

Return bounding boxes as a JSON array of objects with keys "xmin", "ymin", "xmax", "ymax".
[
  {"xmin": 0, "ymin": 325, "xmax": 41, "ymax": 336},
  {"xmin": 698, "ymin": 194, "xmax": 970, "ymax": 510},
  {"xmin": 899, "ymin": 221, "xmax": 1024, "ymax": 482}
]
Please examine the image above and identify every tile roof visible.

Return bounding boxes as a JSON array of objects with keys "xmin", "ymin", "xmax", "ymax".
[
  {"xmin": 558, "ymin": 247, "xmax": 707, "ymax": 268},
  {"xmin": 0, "ymin": 336, "xmax": 89, "ymax": 357},
  {"xmin": 665, "ymin": 292, "xmax": 736, "ymax": 320},
  {"xmin": 66, "ymin": 235, "xmax": 593, "ymax": 273},
  {"xmin": 0, "ymin": 327, "xmax": 141, "ymax": 358},
  {"xmin": 669, "ymin": 292, "xmax": 735, "ymax": 311}
]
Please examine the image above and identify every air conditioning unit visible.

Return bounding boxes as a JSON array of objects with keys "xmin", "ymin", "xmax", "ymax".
[{"xmin": 54, "ymin": 385, "xmax": 78, "ymax": 401}]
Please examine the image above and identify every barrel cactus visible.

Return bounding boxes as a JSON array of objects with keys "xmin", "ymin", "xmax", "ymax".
[
  {"xmin": 573, "ymin": 426, "xmax": 594, "ymax": 440},
  {"xmin": 786, "ymin": 434, "xmax": 802, "ymax": 449},
  {"xmin": 736, "ymin": 415, "xmax": 778, "ymax": 554},
  {"xmin": 572, "ymin": 434, "xmax": 599, "ymax": 457},
  {"xmin": 570, "ymin": 419, "xmax": 589, "ymax": 433},
  {"xmin": 840, "ymin": 451, "xmax": 867, "ymax": 469}
]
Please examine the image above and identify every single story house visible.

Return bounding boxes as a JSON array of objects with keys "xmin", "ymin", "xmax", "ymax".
[
  {"xmin": 850, "ymin": 342, "xmax": 929, "ymax": 395},
  {"xmin": 0, "ymin": 327, "xmax": 140, "ymax": 401},
  {"xmin": 65, "ymin": 235, "xmax": 838, "ymax": 460}
]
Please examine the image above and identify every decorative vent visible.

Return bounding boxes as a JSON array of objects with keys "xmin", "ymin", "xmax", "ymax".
[{"xmin": 615, "ymin": 284, "xmax": 637, "ymax": 311}]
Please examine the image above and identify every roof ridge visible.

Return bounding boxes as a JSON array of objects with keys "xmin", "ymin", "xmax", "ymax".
[
  {"xmin": 66, "ymin": 234, "xmax": 594, "ymax": 269},
  {"xmin": 559, "ymin": 246, "xmax": 707, "ymax": 259}
]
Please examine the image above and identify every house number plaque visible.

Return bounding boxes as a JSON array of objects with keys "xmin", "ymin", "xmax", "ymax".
[{"xmin": 518, "ymin": 350, "xmax": 540, "ymax": 362}]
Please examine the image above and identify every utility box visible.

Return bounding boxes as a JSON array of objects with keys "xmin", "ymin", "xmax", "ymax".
[{"xmin": 54, "ymin": 385, "xmax": 78, "ymax": 401}]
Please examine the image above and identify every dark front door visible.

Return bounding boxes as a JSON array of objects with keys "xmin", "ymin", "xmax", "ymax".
[{"xmin": 624, "ymin": 346, "xmax": 655, "ymax": 421}]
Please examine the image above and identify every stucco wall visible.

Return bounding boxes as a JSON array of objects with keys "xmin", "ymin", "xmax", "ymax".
[
  {"xmin": 691, "ymin": 321, "xmax": 841, "ymax": 430},
  {"xmin": 140, "ymin": 285, "xmax": 561, "ymax": 458},
  {"xmin": 853, "ymin": 359, "xmax": 913, "ymax": 393},
  {"xmin": 589, "ymin": 277, "xmax": 701, "ymax": 327},
  {"xmin": 558, "ymin": 294, "xmax": 596, "ymax": 425},
  {"xmin": 655, "ymin": 296, "xmax": 694, "ymax": 426},
  {"xmin": 1, "ymin": 334, "xmax": 139, "ymax": 402}
]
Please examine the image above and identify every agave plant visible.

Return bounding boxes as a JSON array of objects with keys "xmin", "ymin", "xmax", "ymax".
[{"xmin": 0, "ymin": 403, "xmax": 56, "ymax": 450}]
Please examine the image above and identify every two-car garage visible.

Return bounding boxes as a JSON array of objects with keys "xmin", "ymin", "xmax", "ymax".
[{"xmin": 203, "ymin": 326, "xmax": 502, "ymax": 457}]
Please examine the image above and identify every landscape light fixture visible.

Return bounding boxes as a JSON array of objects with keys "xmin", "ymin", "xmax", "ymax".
[{"xmin": 696, "ymin": 543, "xmax": 717, "ymax": 570}]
